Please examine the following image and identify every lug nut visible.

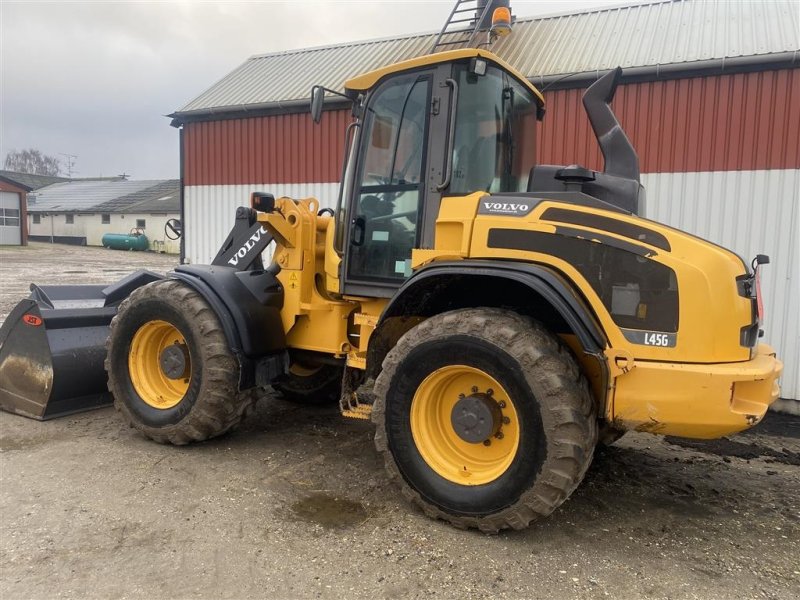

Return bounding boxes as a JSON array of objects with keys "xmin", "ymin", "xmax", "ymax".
[
  {"xmin": 495, "ymin": 431, "xmax": 504, "ymax": 440},
  {"xmin": 458, "ymin": 393, "xmax": 465, "ymax": 399},
  {"xmin": 471, "ymin": 386, "xmax": 479, "ymax": 393},
  {"xmin": 498, "ymin": 400, "xmax": 506, "ymax": 409},
  {"xmin": 483, "ymin": 439, "xmax": 491, "ymax": 446},
  {"xmin": 502, "ymin": 416, "xmax": 510, "ymax": 425},
  {"xmin": 486, "ymin": 388, "xmax": 493, "ymax": 396}
]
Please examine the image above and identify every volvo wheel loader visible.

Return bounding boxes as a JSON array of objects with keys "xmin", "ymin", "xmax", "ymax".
[{"xmin": 0, "ymin": 48, "xmax": 783, "ymax": 532}]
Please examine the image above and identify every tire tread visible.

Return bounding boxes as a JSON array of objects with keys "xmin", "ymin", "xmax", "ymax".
[
  {"xmin": 105, "ymin": 279, "xmax": 257, "ymax": 445},
  {"xmin": 372, "ymin": 307, "xmax": 597, "ymax": 533}
]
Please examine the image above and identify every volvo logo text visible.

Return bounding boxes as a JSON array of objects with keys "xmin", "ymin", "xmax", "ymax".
[{"xmin": 228, "ymin": 226, "xmax": 268, "ymax": 267}]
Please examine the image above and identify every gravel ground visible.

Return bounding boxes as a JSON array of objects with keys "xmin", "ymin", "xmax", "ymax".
[
  {"xmin": 0, "ymin": 242, "xmax": 179, "ymax": 322},
  {"xmin": 1, "ymin": 243, "xmax": 798, "ymax": 600}
]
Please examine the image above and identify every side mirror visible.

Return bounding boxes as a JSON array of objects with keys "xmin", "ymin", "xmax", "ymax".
[{"xmin": 310, "ymin": 85, "xmax": 324, "ymax": 124}]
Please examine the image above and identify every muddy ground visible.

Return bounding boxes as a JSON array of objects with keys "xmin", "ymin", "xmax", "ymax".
[{"xmin": 1, "ymin": 243, "xmax": 798, "ymax": 599}]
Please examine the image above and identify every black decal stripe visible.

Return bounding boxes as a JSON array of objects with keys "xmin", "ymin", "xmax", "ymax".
[
  {"xmin": 541, "ymin": 207, "xmax": 671, "ymax": 251},
  {"xmin": 488, "ymin": 227, "xmax": 654, "ymax": 258},
  {"xmin": 487, "ymin": 228, "xmax": 679, "ymax": 333},
  {"xmin": 553, "ymin": 225, "xmax": 655, "ymax": 257}
]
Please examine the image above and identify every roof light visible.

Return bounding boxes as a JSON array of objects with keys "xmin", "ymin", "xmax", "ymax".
[
  {"xmin": 491, "ymin": 6, "xmax": 512, "ymax": 37},
  {"xmin": 470, "ymin": 58, "xmax": 487, "ymax": 76}
]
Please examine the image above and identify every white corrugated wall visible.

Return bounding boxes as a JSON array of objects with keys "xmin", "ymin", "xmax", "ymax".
[
  {"xmin": 183, "ymin": 183, "xmax": 339, "ymax": 266},
  {"xmin": 185, "ymin": 169, "xmax": 798, "ymax": 401},
  {"xmin": 642, "ymin": 169, "xmax": 799, "ymax": 405}
]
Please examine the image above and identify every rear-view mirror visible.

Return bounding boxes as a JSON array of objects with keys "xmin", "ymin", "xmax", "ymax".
[{"xmin": 310, "ymin": 86, "xmax": 324, "ymax": 123}]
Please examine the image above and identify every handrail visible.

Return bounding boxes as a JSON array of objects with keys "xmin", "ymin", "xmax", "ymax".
[{"xmin": 436, "ymin": 78, "xmax": 459, "ymax": 191}]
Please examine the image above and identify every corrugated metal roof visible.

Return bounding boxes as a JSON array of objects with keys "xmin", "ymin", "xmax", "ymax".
[
  {"xmin": 27, "ymin": 180, "xmax": 169, "ymax": 212},
  {"xmin": 176, "ymin": 0, "xmax": 799, "ymax": 114},
  {"xmin": 93, "ymin": 180, "xmax": 180, "ymax": 214},
  {"xmin": 0, "ymin": 170, "xmax": 70, "ymax": 191}
]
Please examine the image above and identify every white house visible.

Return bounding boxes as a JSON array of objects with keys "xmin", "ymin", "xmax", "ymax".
[{"xmin": 27, "ymin": 179, "xmax": 181, "ymax": 254}]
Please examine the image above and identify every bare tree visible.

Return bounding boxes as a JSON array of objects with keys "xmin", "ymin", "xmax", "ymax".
[{"xmin": 4, "ymin": 148, "xmax": 62, "ymax": 176}]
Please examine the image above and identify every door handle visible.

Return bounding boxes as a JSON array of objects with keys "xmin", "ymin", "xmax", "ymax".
[{"xmin": 351, "ymin": 215, "xmax": 366, "ymax": 246}]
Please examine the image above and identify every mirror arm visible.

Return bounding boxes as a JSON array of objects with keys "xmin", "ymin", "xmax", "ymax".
[{"xmin": 315, "ymin": 86, "xmax": 351, "ymax": 101}]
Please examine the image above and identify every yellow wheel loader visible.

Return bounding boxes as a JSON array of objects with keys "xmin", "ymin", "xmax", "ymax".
[{"xmin": 0, "ymin": 48, "xmax": 783, "ymax": 531}]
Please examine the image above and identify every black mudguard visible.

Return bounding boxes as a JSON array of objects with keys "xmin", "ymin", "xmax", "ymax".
[
  {"xmin": 171, "ymin": 264, "xmax": 288, "ymax": 389},
  {"xmin": 172, "ymin": 264, "xmax": 285, "ymax": 357},
  {"xmin": 378, "ymin": 260, "xmax": 607, "ymax": 353}
]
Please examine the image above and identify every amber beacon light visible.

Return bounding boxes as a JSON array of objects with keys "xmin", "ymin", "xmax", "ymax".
[{"xmin": 491, "ymin": 6, "xmax": 512, "ymax": 36}]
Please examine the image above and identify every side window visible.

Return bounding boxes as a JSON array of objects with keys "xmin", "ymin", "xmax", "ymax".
[
  {"xmin": 33, "ymin": 213, "xmax": 41, "ymax": 225},
  {"xmin": 136, "ymin": 219, "xmax": 146, "ymax": 228},
  {"xmin": 102, "ymin": 214, "xmax": 111, "ymax": 224},
  {"xmin": 450, "ymin": 67, "xmax": 504, "ymax": 194},
  {"xmin": 449, "ymin": 65, "xmax": 538, "ymax": 194},
  {"xmin": 348, "ymin": 74, "xmax": 430, "ymax": 282},
  {"xmin": 65, "ymin": 214, "xmax": 74, "ymax": 224}
]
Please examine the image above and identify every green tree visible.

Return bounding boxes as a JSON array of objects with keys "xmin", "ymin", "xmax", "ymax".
[{"xmin": 4, "ymin": 148, "xmax": 62, "ymax": 176}]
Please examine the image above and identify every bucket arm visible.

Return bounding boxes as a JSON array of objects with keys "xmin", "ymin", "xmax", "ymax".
[{"xmin": 211, "ymin": 206, "xmax": 275, "ymax": 270}]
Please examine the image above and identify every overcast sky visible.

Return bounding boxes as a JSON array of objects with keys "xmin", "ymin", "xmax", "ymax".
[{"xmin": 1, "ymin": 0, "xmax": 621, "ymax": 180}]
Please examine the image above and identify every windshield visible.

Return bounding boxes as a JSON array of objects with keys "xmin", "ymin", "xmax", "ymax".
[{"xmin": 449, "ymin": 64, "xmax": 538, "ymax": 194}]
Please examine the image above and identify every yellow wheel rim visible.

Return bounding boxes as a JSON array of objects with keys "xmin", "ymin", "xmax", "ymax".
[
  {"xmin": 128, "ymin": 320, "xmax": 191, "ymax": 409},
  {"xmin": 410, "ymin": 365, "xmax": 520, "ymax": 485}
]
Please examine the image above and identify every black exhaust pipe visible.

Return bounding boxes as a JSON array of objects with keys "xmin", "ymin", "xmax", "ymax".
[{"xmin": 582, "ymin": 66, "xmax": 640, "ymax": 182}]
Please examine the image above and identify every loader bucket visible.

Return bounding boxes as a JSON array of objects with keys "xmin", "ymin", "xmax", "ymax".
[{"xmin": 0, "ymin": 270, "xmax": 163, "ymax": 420}]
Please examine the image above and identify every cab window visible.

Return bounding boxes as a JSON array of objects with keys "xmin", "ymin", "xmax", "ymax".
[
  {"xmin": 449, "ymin": 64, "xmax": 538, "ymax": 194},
  {"xmin": 347, "ymin": 73, "xmax": 430, "ymax": 282}
]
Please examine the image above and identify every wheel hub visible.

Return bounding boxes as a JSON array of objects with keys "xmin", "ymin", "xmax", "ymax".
[
  {"xmin": 159, "ymin": 343, "xmax": 189, "ymax": 380},
  {"xmin": 450, "ymin": 393, "xmax": 502, "ymax": 444}
]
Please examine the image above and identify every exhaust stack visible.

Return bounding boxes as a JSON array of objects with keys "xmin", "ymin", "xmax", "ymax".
[{"xmin": 582, "ymin": 67, "xmax": 640, "ymax": 182}]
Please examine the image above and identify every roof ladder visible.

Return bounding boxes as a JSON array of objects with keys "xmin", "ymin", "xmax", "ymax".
[{"xmin": 429, "ymin": 1, "xmax": 496, "ymax": 53}]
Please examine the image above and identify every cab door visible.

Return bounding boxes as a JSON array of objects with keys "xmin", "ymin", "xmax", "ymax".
[{"xmin": 342, "ymin": 67, "xmax": 448, "ymax": 297}]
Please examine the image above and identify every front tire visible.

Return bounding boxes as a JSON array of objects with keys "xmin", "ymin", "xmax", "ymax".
[
  {"xmin": 373, "ymin": 308, "xmax": 597, "ymax": 532},
  {"xmin": 106, "ymin": 279, "xmax": 257, "ymax": 445}
]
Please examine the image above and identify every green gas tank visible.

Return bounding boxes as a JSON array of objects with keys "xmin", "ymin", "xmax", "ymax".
[{"xmin": 102, "ymin": 228, "xmax": 149, "ymax": 251}]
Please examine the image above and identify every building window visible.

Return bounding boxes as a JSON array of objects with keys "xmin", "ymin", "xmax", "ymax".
[
  {"xmin": 102, "ymin": 214, "xmax": 111, "ymax": 224},
  {"xmin": 136, "ymin": 219, "xmax": 146, "ymax": 228},
  {"xmin": 65, "ymin": 214, "xmax": 74, "ymax": 224},
  {"xmin": 33, "ymin": 213, "xmax": 41, "ymax": 224},
  {"xmin": 0, "ymin": 208, "xmax": 20, "ymax": 227}
]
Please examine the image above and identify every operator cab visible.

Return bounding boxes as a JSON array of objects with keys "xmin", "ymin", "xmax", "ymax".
[{"xmin": 316, "ymin": 49, "xmax": 641, "ymax": 296}]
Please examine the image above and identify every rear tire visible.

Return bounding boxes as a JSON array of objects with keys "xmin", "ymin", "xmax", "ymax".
[
  {"xmin": 106, "ymin": 279, "xmax": 257, "ymax": 445},
  {"xmin": 373, "ymin": 308, "xmax": 597, "ymax": 532},
  {"xmin": 273, "ymin": 360, "xmax": 343, "ymax": 405}
]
